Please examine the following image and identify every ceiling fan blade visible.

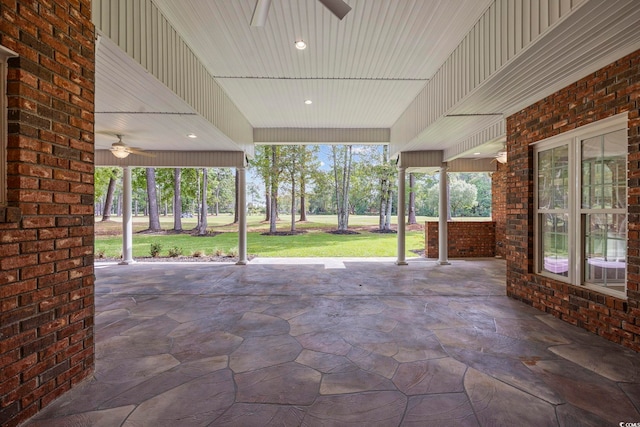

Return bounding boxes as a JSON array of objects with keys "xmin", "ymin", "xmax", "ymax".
[
  {"xmin": 128, "ymin": 148, "xmax": 156, "ymax": 158},
  {"xmin": 318, "ymin": 0, "xmax": 351, "ymax": 20},
  {"xmin": 251, "ymin": 0, "xmax": 271, "ymax": 27}
]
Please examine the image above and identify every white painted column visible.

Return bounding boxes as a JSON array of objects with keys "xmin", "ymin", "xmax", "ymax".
[
  {"xmin": 438, "ymin": 164, "xmax": 450, "ymax": 265},
  {"xmin": 396, "ymin": 165, "xmax": 408, "ymax": 265},
  {"xmin": 119, "ymin": 166, "xmax": 135, "ymax": 265},
  {"xmin": 236, "ymin": 166, "xmax": 248, "ymax": 265}
]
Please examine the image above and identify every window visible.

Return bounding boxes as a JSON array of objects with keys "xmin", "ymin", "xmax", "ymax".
[
  {"xmin": 0, "ymin": 44, "xmax": 17, "ymax": 206},
  {"xmin": 534, "ymin": 115, "xmax": 628, "ymax": 296}
]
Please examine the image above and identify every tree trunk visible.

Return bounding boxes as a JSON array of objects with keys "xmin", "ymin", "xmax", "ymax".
[
  {"xmin": 269, "ymin": 147, "xmax": 278, "ymax": 233},
  {"xmin": 333, "ymin": 146, "xmax": 341, "ymax": 229},
  {"xmin": 408, "ymin": 173, "xmax": 417, "ymax": 224},
  {"xmin": 214, "ymin": 186, "xmax": 220, "ymax": 216},
  {"xmin": 101, "ymin": 176, "xmax": 116, "ymax": 221},
  {"xmin": 265, "ymin": 192, "xmax": 271, "ymax": 222},
  {"xmin": 335, "ymin": 146, "xmax": 352, "ymax": 231},
  {"xmin": 385, "ymin": 188, "xmax": 392, "ymax": 229},
  {"xmin": 299, "ymin": 174, "xmax": 307, "ymax": 222},
  {"xmin": 173, "ymin": 168, "xmax": 183, "ymax": 231},
  {"xmin": 379, "ymin": 179, "xmax": 387, "ymax": 230},
  {"xmin": 146, "ymin": 168, "xmax": 161, "ymax": 231},
  {"xmin": 197, "ymin": 168, "xmax": 208, "ymax": 235},
  {"xmin": 234, "ymin": 170, "xmax": 239, "ymax": 224},
  {"xmin": 290, "ymin": 175, "xmax": 296, "ymax": 232},
  {"xmin": 379, "ymin": 145, "xmax": 389, "ymax": 230}
]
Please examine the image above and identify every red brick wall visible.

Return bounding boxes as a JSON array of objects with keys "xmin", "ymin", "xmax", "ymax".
[
  {"xmin": 506, "ymin": 49, "xmax": 640, "ymax": 351},
  {"xmin": 425, "ymin": 221, "xmax": 496, "ymax": 258},
  {"xmin": 492, "ymin": 162, "xmax": 507, "ymax": 258},
  {"xmin": 0, "ymin": 1, "xmax": 95, "ymax": 426}
]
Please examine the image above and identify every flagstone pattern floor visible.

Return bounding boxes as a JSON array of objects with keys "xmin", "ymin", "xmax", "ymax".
[{"xmin": 23, "ymin": 258, "xmax": 640, "ymax": 426}]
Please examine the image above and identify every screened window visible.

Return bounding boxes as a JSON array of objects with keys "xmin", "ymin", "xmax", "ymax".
[
  {"xmin": 581, "ymin": 129, "xmax": 627, "ymax": 292},
  {"xmin": 534, "ymin": 117, "xmax": 627, "ymax": 297}
]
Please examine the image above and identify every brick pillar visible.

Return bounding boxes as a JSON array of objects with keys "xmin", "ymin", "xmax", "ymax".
[
  {"xmin": 0, "ymin": 1, "xmax": 95, "ymax": 426},
  {"xmin": 492, "ymin": 162, "xmax": 507, "ymax": 258}
]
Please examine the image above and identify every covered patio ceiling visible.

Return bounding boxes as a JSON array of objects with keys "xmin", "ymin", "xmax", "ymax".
[{"xmin": 93, "ymin": 0, "xmax": 640, "ymax": 164}]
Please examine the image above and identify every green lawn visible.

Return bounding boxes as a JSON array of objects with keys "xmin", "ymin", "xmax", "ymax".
[
  {"xmin": 94, "ymin": 214, "xmax": 486, "ymax": 259},
  {"xmin": 95, "ymin": 229, "xmax": 425, "ymax": 258}
]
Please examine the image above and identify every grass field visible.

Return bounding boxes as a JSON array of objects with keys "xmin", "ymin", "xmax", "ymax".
[{"xmin": 95, "ymin": 214, "xmax": 488, "ymax": 259}]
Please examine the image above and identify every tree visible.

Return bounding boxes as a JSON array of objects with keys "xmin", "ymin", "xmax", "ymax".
[
  {"xmin": 95, "ymin": 167, "xmax": 120, "ymax": 221},
  {"xmin": 332, "ymin": 145, "xmax": 353, "ymax": 231},
  {"xmin": 449, "ymin": 178, "xmax": 477, "ymax": 216},
  {"xmin": 250, "ymin": 146, "xmax": 273, "ymax": 222},
  {"xmin": 426, "ymin": 174, "xmax": 478, "ymax": 218},
  {"xmin": 377, "ymin": 145, "xmax": 396, "ymax": 231},
  {"xmin": 146, "ymin": 168, "xmax": 161, "ymax": 231},
  {"xmin": 281, "ymin": 145, "xmax": 302, "ymax": 232},
  {"xmin": 408, "ymin": 173, "xmax": 417, "ymax": 224},
  {"xmin": 269, "ymin": 146, "xmax": 280, "ymax": 233},
  {"xmin": 196, "ymin": 168, "xmax": 208, "ymax": 235},
  {"xmin": 308, "ymin": 169, "xmax": 333, "ymax": 214},
  {"xmin": 298, "ymin": 145, "xmax": 320, "ymax": 222},
  {"xmin": 234, "ymin": 170, "xmax": 239, "ymax": 224},
  {"xmin": 173, "ymin": 168, "xmax": 182, "ymax": 231},
  {"xmin": 102, "ymin": 176, "xmax": 117, "ymax": 221}
]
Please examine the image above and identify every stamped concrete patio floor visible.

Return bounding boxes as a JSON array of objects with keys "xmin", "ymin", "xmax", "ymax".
[{"xmin": 24, "ymin": 258, "xmax": 640, "ymax": 426}]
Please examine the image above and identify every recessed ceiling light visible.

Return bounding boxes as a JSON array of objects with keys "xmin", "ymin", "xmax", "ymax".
[
  {"xmin": 304, "ymin": 99, "xmax": 312, "ymax": 105},
  {"xmin": 295, "ymin": 40, "xmax": 307, "ymax": 50},
  {"xmin": 187, "ymin": 133, "xmax": 197, "ymax": 138},
  {"xmin": 473, "ymin": 152, "xmax": 481, "ymax": 155}
]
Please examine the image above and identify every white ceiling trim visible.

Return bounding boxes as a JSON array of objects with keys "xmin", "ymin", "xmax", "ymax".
[
  {"xmin": 95, "ymin": 150, "xmax": 246, "ymax": 168},
  {"xmin": 254, "ymin": 127, "xmax": 389, "ymax": 144}
]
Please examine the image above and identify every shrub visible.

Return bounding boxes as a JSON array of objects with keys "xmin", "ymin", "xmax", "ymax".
[
  {"xmin": 95, "ymin": 249, "xmax": 105, "ymax": 259},
  {"xmin": 168, "ymin": 246, "xmax": 183, "ymax": 257},
  {"xmin": 227, "ymin": 247, "xmax": 239, "ymax": 257},
  {"xmin": 192, "ymin": 250, "xmax": 203, "ymax": 257},
  {"xmin": 150, "ymin": 243, "xmax": 162, "ymax": 257},
  {"xmin": 213, "ymin": 248, "xmax": 224, "ymax": 257}
]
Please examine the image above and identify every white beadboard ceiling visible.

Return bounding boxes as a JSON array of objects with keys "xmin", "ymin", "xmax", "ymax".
[
  {"xmin": 151, "ymin": 0, "xmax": 491, "ymax": 129},
  {"xmin": 93, "ymin": 0, "xmax": 640, "ymax": 164}
]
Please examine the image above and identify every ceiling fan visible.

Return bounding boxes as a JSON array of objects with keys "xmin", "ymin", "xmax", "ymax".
[
  {"xmin": 251, "ymin": 0, "xmax": 351, "ymax": 27},
  {"xmin": 110, "ymin": 135, "xmax": 156, "ymax": 159}
]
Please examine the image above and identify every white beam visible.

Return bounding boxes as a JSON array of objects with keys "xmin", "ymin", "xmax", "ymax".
[
  {"xmin": 236, "ymin": 166, "xmax": 247, "ymax": 265},
  {"xmin": 396, "ymin": 166, "xmax": 407, "ymax": 266},
  {"xmin": 438, "ymin": 165, "xmax": 450, "ymax": 265},
  {"xmin": 119, "ymin": 167, "xmax": 135, "ymax": 265}
]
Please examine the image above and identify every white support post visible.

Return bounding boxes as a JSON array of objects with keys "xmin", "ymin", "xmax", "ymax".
[
  {"xmin": 396, "ymin": 165, "xmax": 408, "ymax": 265},
  {"xmin": 236, "ymin": 166, "xmax": 248, "ymax": 265},
  {"xmin": 438, "ymin": 164, "xmax": 450, "ymax": 265},
  {"xmin": 119, "ymin": 166, "xmax": 135, "ymax": 265}
]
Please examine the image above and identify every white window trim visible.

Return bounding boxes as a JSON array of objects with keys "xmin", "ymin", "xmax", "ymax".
[
  {"xmin": 0, "ymin": 44, "xmax": 17, "ymax": 206},
  {"xmin": 533, "ymin": 113, "xmax": 628, "ymax": 298}
]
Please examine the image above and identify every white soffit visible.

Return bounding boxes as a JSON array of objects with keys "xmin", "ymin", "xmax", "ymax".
[
  {"xmin": 95, "ymin": 35, "xmax": 244, "ymax": 154},
  {"xmin": 393, "ymin": 0, "xmax": 640, "ymax": 155}
]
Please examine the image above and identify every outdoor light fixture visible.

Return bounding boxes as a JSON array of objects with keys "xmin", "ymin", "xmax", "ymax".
[
  {"xmin": 495, "ymin": 151, "xmax": 507, "ymax": 164},
  {"xmin": 295, "ymin": 40, "xmax": 307, "ymax": 50},
  {"xmin": 111, "ymin": 148, "xmax": 130, "ymax": 159}
]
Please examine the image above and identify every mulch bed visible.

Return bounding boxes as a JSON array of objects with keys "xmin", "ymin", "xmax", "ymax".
[
  {"xmin": 95, "ymin": 254, "xmax": 256, "ymax": 263},
  {"xmin": 326, "ymin": 229, "xmax": 360, "ymax": 235},
  {"xmin": 261, "ymin": 230, "xmax": 308, "ymax": 236}
]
